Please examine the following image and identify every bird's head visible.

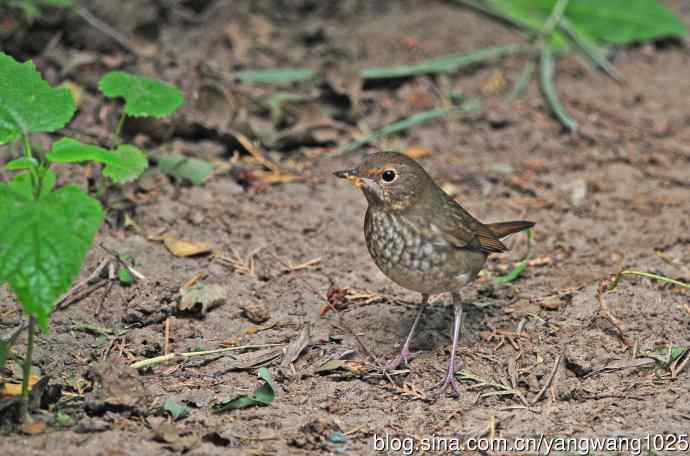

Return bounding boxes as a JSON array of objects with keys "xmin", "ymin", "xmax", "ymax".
[{"xmin": 334, "ymin": 151, "xmax": 436, "ymax": 211}]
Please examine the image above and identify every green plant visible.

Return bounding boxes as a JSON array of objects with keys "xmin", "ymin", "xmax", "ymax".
[
  {"xmin": 0, "ymin": 0, "xmax": 72, "ymax": 19},
  {"xmin": 229, "ymin": 1, "xmax": 687, "ymax": 134},
  {"xmin": 451, "ymin": 0, "xmax": 688, "ymax": 132},
  {"xmin": 0, "ymin": 52, "xmax": 183, "ymax": 423}
]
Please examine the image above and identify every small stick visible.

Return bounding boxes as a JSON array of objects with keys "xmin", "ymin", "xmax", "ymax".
[
  {"xmin": 596, "ymin": 280, "xmax": 632, "ymax": 347},
  {"xmin": 75, "ymin": 7, "xmax": 136, "ymax": 54},
  {"xmin": 130, "ymin": 343, "xmax": 285, "ymax": 369},
  {"xmin": 531, "ymin": 354, "xmax": 562, "ymax": 405},
  {"xmin": 671, "ymin": 349, "xmax": 690, "ymax": 379},
  {"xmin": 55, "ymin": 259, "xmax": 109, "ymax": 310},
  {"xmin": 164, "ymin": 317, "xmax": 172, "ymax": 355}
]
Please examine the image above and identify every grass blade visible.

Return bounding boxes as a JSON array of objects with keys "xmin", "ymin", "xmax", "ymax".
[
  {"xmin": 232, "ymin": 68, "xmax": 315, "ymax": 84},
  {"xmin": 559, "ymin": 17, "xmax": 623, "ymax": 82},
  {"xmin": 336, "ymin": 101, "xmax": 481, "ymax": 155},
  {"xmin": 609, "ymin": 270, "xmax": 690, "ymax": 291},
  {"xmin": 539, "ymin": 47, "xmax": 577, "ymax": 133},
  {"xmin": 495, "ymin": 229, "xmax": 532, "ymax": 284},
  {"xmin": 506, "ymin": 60, "xmax": 535, "ymax": 101},
  {"xmin": 360, "ymin": 44, "xmax": 522, "ymax": 80}
]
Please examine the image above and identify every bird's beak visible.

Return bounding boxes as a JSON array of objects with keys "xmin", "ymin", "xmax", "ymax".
[{"xmin": 333, "ymin": 168, "xmax": 363, "ymax": 188}]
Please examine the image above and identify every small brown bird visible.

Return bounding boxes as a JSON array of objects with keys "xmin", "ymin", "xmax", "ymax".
[{"xmin": 334, "ymin": 151, "xmax": 534, "ymax": 395}]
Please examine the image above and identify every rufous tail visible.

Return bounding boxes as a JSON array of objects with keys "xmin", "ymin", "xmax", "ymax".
[{"xmin": 485, "ymin": 221, "xmax": 534, "ymax": 239}]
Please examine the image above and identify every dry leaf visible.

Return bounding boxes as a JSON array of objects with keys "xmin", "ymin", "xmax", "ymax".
[
  {"xmin": 163, "ymin": 235, "xmax": 212, "ymax": 257},
  {"xmin": 540, "ymin": 295, "xmax": 561, "ymax": 311},
  {"xmin": 404, "ymin": 146, "xmax": 432, "ymax": 159},
  {"xmin": 1, "ymin": 375, "xmax": 39, "ymax": 397},
  {"xmin": 20, "ymin": 420, "xmax": 47, "ymax": 435},
  {"xmin": 481, "ymin": 69, "xmax": 507, "ymax": 95},
  {"xmin": 179, "ymin": 283, "xmax": 227, "ymax": 314}
]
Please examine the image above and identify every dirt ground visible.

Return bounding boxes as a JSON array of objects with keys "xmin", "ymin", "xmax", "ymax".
[{"xmin": 1, "ymin": 0, "xmax": 689, "ymax": 455}]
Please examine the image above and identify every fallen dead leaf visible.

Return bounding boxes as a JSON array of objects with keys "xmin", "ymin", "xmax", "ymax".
[
  {"xmin": 20, "ymin": 420, "xmax": 47, "ymax": 435},
  {"xmin": 527, "ymin": 256, "xmax": 553, "ymax": 267},
  {"xmin": 1, "ymin": 375, "xmax": 40, "ymax": 397},
  {"xmin": 504, "ymin": 299, "xmax": 541, "ymax": 315},
  {"xmin": 540, "ymin": 295, "xmax": 561, "ymax": 311},
  {"xmin": 178, "ymin": 283, "xmax": 227, "ymax": 314},
  {"xmin": 481, "ymin": 69, "xmax": 507, "ymax": 95},
  {"xmin": 404, "ymin": 146, "xmax": 433, "ymax": 159},
  {"xmin": 163, "ymin": 235, "xmax": 212, "ymax": 257}
]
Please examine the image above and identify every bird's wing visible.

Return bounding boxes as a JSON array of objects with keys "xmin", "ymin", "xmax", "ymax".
[{"xmin": 420, "ymin": 196, "xmax": 508, "ymax": 254}]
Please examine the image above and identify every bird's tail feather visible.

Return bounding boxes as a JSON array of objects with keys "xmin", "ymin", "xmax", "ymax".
[{"xmin": 486, "ymin": 221, "xmax": 534, "ymax": 239}]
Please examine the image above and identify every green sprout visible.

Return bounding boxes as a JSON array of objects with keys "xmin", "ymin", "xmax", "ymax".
[{"xmin": 0, "ymin": 52, "xmax": 184, "ymax": 424}]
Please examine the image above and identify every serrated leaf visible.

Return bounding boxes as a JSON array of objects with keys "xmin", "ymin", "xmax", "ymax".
[
  {"xmin": 0, "ymin": 184, "xmax": 104, "ymax": 331},
  {"xmin": 213, "ymin": 367, "xmax": 275, "ymax": 412},
  {"xmin": 0, "ymin": 52, "xmax": 76, "ymax": 145},
  {"xmin": 5, "ymin": 157, "xmax": 39, "ymax": 170},
  {"xmin": 157, "ymin": 154, "xmax": 213, "ymax": 185},
  {"xmin": 99, "ymin": 71, "xmax": 184, "ymax": 118},
  {"xmin": 48, "ymin": 138, "xmax": 148, "ymax": 183}
]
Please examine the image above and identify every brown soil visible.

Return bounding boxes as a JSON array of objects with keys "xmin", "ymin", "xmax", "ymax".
[{"xmin": 1, "ymin": 1, "xmax": 689, "ymax": 455}]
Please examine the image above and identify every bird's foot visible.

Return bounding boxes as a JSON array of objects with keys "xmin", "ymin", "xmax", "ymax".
[
  {"xmin": 431, "ymin": 364, "xmax": 461, "ymax": 397},
  {"xmin": 385, "ymin": 347, "xmax": 414, "ymax": 370}
]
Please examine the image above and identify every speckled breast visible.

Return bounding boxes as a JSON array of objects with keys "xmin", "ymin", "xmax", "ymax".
[{"xmin": 364, "ymin": 209, "xmax": 484, "ymax": 294}]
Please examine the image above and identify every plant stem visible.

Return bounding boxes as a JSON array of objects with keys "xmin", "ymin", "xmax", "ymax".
[
  {"xmin": 130, "ymin": 343, "xmax": 285, "ymax": 369},
  {"xmin": 21, "ymin": 134, "xmax": 42, "ymax": 199},
  {"xmin": 21, "ymin": 134, "xmax": 33, "ymax": 159},
  {"xmin": 111, "ymin": 111, "xmax": 127, "ymax": 147},
  {"xmin": 19, "ymin": 317, "xmax": 36, "ymax": 424},
  {"xmin": 621, "ymin": 270, "xmax": 690, "ymax": 289}
]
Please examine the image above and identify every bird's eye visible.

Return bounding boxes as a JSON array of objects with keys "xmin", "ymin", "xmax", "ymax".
[{"xmin": 381, "ymin": 169, "xmax": 397, "ymax": 183}]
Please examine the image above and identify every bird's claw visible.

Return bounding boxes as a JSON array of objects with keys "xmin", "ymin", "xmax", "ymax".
[{"xmin": 431, "ymin": 371, "xmax": 462, "ymax": 397}]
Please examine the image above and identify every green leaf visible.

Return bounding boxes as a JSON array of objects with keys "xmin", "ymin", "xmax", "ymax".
[
  {"xmin": 48, "ymin": 138, "xmax": 148, "ymax": 183},
  {"xmin": 9, "ymin": 168, "xmax": 56, "ymax": 199},
  {"xmin": 157, "ymin": 154, "xmax": 213, "ymax": 186},
  {"xmin": 486, "ymin": 0, "xmax": 687, "ymax": 45},
  {"xmin": 0, "ymin": 52, "xmax": 76, "ymax": 145},
  {"xmin": 232, "ymin": 68, "xmax": 315, "ymax": 84},
  {"xmin": 164, "ymin": 398, "xmax": 190, "ymax": 420},
  {"xmin": 99, "ymin": 71, "xmax": 184, "ymax": 118},
  {"xmin": 54, "ymin": 410, "xmax": 74, "ymax": 427},
  {"xmin": 117, "ymin": 267, "xmax": 134, "ymax": 286},
  {"xmin": 495, "ymin": 261, "xmax": 527, "ymax": 284},
  {"xmin": 5, "ymin": 157, "xmax": 39, "ymax": 170},
  {"xmin": 0, "ymin": 184, "xmax": 104, "ymax": 331},
  {"xmin": 213, "ymin": 367, "xmax": 275, "ymax": 412},
  {"xmin": 495, "ymin": 229, "xmax": 533, "ymax": 284}
]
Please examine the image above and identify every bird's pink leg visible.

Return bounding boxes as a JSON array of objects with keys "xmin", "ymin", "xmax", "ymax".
[
  {"xmin": 433, "ymin": 294, "xmax": 463, "ymax": 397},
  {"xmin": 385, "ymin": 294, "xmax": 429, "ymax": 370}
]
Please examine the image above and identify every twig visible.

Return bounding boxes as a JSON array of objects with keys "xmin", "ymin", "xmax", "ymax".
[
  {"xmin": 671, "ymin": 349, "xmax": 690, "ymax": 379},
  {"xmin": 597, "ymin": 280, "xmax": 633, "ymax": 347},
  {"xmin": 531, "ymin": 354, "xmax": 562, "ymax": 405},
  {"xmin": 164, "ymin": 318, "xmax": 172, "ymax": 356},
  {"xmin": 55, "ymin": 258, "xmax": 109, "ymax": 310},
  {"xmin": 75, "ymin": 7, "xmax": 136, "ymax": 54},
  {"xmin": 130, "ymin": 343, "xmax": 285, "ymax": 369}
]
